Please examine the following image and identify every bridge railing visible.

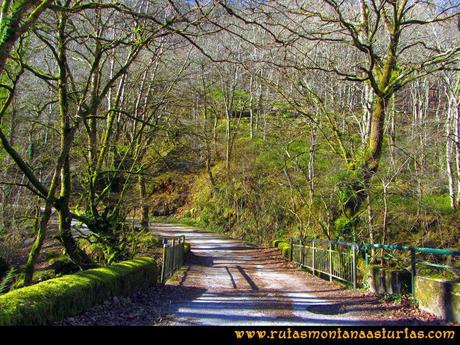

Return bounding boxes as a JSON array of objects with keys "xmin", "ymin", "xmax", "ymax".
[
  {"xmin": 290, "ymin": 238, "xmax": 358, "ymax": 288},
  {"xmin": 290, "ymin": 237, "xmax": 460, "ymax": 295},
  {"xmin": 160, "ymin": 235, "xmax": 186, "ymax": 284},
  {"xmin": 360, "ymin": 242, "xmax": 460, "ymax": 295}
]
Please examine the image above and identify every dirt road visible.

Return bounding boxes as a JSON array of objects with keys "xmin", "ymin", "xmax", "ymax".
[{"xmin": 152, "ymin": 224, "xmax": 438, "ymax": 326}]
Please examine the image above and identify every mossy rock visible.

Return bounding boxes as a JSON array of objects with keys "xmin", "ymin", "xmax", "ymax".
[{"xmin": 0, "ymin": 257, "xmax": 157, "ymax": 325}]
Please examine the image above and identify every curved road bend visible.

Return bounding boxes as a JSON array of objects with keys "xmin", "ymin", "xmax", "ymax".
[{"xmin": 152, "ymin": 223, "xmax": 427, "ymax": 326}]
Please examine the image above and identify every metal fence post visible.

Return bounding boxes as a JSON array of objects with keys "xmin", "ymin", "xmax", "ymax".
[
  {"xmin": 181, "ymin": 236, "xmax": 185, "ymax": 265},
  {"xmin": 329, "ymin": 242, "xmax": 333, "ymax": 282},
  {"xmin": 161, "ymin": 243, "xmax": 167, "ymax": 284},
  {"xmin": 300, "ymin": 239, "xmax": 304, "ymax": 267},
  {"xmin": 410, "ymin": 248, "xmax": 416, "ymax": 297},
  {"xmin": 172, "ymin": 238, "xmax": 176, "ymax": 270},
  {"xmin": 352, "ymin": 244, "xmax": 357, "ymax": 289},
  {"xmin": 289, "ymin": 238, "xmax": 293, "ymax": 261},
  {"xmin": 312, "ymin": 240, "xmax": 316, "ymax": 275}
]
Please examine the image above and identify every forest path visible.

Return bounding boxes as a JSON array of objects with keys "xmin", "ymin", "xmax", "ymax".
[{"xmin": 152, "ymin": 223, "xmax": 428, "ymax": 326}]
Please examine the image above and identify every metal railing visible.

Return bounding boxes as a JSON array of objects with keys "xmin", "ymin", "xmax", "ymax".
[
  {"xmin": 160, "ymin": 235, "xmax": 186, "ymax": 284},
  {"xmin": 291, "ymin": 238, "xmax": 358, "ymax": 288},
  {"xmin": 360, "ymin": 242, "xmax": 460, "ymax": 296},
  {"xmin": 290, "ymin": 237, "xmax": 460, "ymax": 295}
]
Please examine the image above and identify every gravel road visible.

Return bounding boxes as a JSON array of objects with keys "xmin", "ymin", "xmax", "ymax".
[
  {"xmin": 152, "ymin": 224, "xmax": 441, "ymax": 326},
  {"xmin": 57, "ymin": 223, "xmax": 442, "ymax": 326}
]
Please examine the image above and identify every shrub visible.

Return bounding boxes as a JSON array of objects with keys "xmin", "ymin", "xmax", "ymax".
[
  {"xmin": 0, "ymin": 268, "xmax": 17, "ymax": 294},
  {"xmin": 272, "ymin": 239, "xmax": 283, "ymax": 248},
  {"xmin": 277, "ymin": 242, "xmax": 291, "ymax": 259},
  {"xmin": 128, "ymin": 231, "xmax": 160, "ymax": 257},
  {"xmin": 0, "ymin": 234, "xmax": 21, "ymax": 264},
  {"xmin": 0, "ymin": 257, "xmax": 157, "ymax": 325}
]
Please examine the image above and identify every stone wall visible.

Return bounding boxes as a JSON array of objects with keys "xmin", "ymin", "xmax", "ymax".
[
  {"xmin": 367, "ymin": 265, "xmax": 411, "ymax": 295},
  {"xmin": 416, "ymin": 276, "xmax": 460, "ymax": 323}
]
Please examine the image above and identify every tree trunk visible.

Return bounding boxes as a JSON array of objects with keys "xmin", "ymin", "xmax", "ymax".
[
  {"xmin": 307, "ymin": 127, "xmax": 317, "ymax": 227},
  {"xmin": 365, "ymin": 95, "xmax": 386, "ymax": 177},
  {"xmin": 388, "ymin": 94, "xmax": 396, "ymax": 167},
  {"xmin": 382, "ymin": 182, "xmax": 388, "ymax": 245},
  {"xmin": 23, "ymin": 204, "xmax": 52, "ymax": 285},
  {"xmin": 249, "ymin": 75, "xmax": 254, "ymax": 139},
  {"xmin": 343, "ymin": 95, "xmax": 387, "ymax": 221},
  {"xmin": 138, "ymin": 174, "xmax": 149, "ymax": 230},
  {"xmin": 361, "ymin": 83, "xmax": 372, "ymax": 144},
  {"xmin": 0, "ymin": 1, "xmax": 52, "ymax": 77},
  {"xmin": 56, "ymin": 8, "xmax": 91, "ymax": 267},
  {"xmin": 455, "ymin": 101, "xmax": 460, "ymax": 206},
  {"xmin": 58, "ymin": 156, "xmax": 93, "ymax": 267},
  {"xmin": 446, "ymin": 94, "xmax": 456, "ymax": 208},
  {"xmin": 367, "ymin": 192, "xmax": 374, "ymax": 244},
  {"xmin": 225, "ymin": 106, "xmax": 231, "ymax": 175}
]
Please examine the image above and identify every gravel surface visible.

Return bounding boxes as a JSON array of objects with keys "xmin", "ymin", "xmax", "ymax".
[
  {"xmin": 154, "ymin": 224, "xmax": 446, "ymax": 326},
  {"xmin": 56, "ymin": 223, "xmax": 449, "ymax": 326}
]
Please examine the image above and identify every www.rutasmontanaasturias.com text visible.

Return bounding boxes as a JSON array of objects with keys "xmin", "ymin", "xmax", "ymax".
[{"xmin": 234, "ymin": 327, "xmax": 456, "ymax": 341}]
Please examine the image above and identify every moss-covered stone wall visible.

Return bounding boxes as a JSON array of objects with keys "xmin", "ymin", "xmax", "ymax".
[
  {"xmin": 0, "ymin": 257, "xmax": 158, "ymax": 325},
  {"xmin": 416, "ymin": 276, "xmax": 460, "ymax": 322}
]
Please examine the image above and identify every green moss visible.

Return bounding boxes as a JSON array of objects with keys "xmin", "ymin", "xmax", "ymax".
[
  {"xmin": 0, "ymin": 257, "xmax": 157, "ymax": 325},
  {"xmin": 416, "ymin": 277, "xmax": 460, "ymax": 322},
  {"xmin": 42, "ymin": 250, "xmax": 62, "ymax": 261},
  {"xmin": 420, "ymin": 194, "xmax": 453, "ymax": 214},
  {"xmin": 272, "ymin": 239, "xmax": 283, "ymax": 248},
  {"xmin": 32, "ymin": 270, "xmax": 56, "ymax": 284},
  {"xmin": 135, "ymin": 232, "xmax": 160, "ymax": 247},
  {"xmin": 277, "ymin": 242, "xmax": 291, "ymax": 258}
]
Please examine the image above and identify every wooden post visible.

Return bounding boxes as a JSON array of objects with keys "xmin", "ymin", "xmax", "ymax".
[
  {"xmin": 329, "ymin": 242, "xmax": 333, "ymax": 282},
  {"xmin": 289, "ymin": 238, "xmax": 293, "ymax": 261}
]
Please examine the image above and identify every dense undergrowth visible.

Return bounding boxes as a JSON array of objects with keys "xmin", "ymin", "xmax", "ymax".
[
  {"xmin": 152, "ymin": 117, "xmax": 460, "ymax": 253},
  {"xmin": 0, "ymin": 224, "xmax": 162, "ymax": 295}
]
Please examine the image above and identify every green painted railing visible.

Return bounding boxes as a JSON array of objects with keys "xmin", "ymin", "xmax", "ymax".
[
  {"xmin": 359, "ymin": 242, "xmax": 460, "ymax": 296},
  {"xmin": 290, "ymin": 238, "xmax": 359, "ymax": 288},
  {"xmin": 290, "ymin": 237, "xmax": 460, "ymax": 296},
  {"xmin": 160, "ymin": 235, "xmax": 186, "ymax": 284}
]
